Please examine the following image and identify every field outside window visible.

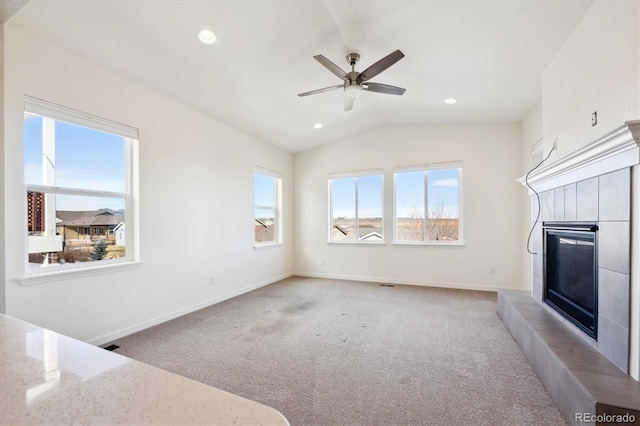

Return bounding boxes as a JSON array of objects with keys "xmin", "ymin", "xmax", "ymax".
[{"xmin": 394, "ymin": 163, "xmax": 463, "ymax": 244}]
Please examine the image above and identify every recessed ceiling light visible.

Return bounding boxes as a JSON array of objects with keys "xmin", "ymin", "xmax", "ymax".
[
  {"xmin": 198, "ymin": 28, "xmax": 217, "ymax": 44},
  {"xmin": 444, "ymin": 98, "xmax": 457, "ymax": 104},
  {"xmin": 313, "ymin": 123, "xmax": 323, "ymax": 129}
]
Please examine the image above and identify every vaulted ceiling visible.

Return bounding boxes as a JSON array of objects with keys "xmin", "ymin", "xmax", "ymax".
[{"xmin": 7, "ymin": 1, "xmax": 592, "ymax": 153}]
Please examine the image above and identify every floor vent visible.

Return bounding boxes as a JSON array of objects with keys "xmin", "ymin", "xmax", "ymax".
[
  {"xmin": 379, "ymin": 284, "xmax": 395, "ymax": 287},
  {"xmin": 103, "ymin": 344, "xmax": 120, "ymax": 351}
]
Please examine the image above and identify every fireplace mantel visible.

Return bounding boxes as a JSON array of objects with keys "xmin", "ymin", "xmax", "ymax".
[{"xmin": 518, "ymin": 120, "xmax": 640, "ymax": 193}]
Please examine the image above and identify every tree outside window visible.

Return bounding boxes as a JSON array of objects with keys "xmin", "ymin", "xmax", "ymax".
[
  {"xmin": 394, "ymin": 163, "xmax": 463, "ymax": 244},
  {"xmin": 24, "ymin": 96, "xmax": 137, "ymax": 270}
]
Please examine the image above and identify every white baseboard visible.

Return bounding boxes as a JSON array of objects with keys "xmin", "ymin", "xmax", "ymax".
[
  {"xmin": 87, "ymin": 272, "xmax": 293, "ymax": 346},
  {"xmin": 293, "ymin": 271, "xmax": 500, "ymax": 293}
]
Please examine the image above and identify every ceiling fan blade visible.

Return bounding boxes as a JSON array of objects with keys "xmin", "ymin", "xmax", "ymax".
[
  {"xmin": 362, "ymin": 82, "xmax": 406, "ymax": 96},
  {"xmin": 344, "ymin": 96, "xmax": 355, "ymax": 111},
  {"xmin": 314, "ymin": 55, "xmax": 349, "ymax": 81},
  {"xmin": 357, "ymin": 50, "xmax": 405, "ymax": 83},
  {"xmin": 298, "ymin": 85, "xmax": 343, "ymax": 97}
]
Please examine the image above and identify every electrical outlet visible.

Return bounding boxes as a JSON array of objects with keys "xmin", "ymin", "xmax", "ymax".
[
  {"xmin": 209, "ymin": 276, "xmax": 215, "ymax": 286},
  {"xmin": 489, "ymin": 266, "xmax": 497, "ymax": 275},
  {"xmin": 592, "ymin": 111, "xmax": 597, "ymax": 127}
]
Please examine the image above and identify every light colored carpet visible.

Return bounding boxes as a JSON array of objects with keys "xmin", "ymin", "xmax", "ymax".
[{"xmin": 109, "ymin": 277, "xmax": 567, "ymax": 426}]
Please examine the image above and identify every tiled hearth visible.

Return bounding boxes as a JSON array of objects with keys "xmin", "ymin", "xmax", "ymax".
[
  {"xmin": 500, "ymin": 121, "xmax": 640, "ymax": 425},
  {"xmin": 498, "ymin": 290, "xmax": 640, "ymax": 425}
]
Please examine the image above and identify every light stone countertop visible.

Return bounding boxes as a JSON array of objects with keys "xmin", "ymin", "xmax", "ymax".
[{"xmin": 0, "ymin": 313, "xmax": 289, "ymax": 425}]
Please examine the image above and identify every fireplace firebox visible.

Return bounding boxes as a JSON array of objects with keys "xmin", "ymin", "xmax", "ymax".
[{"xmin": 543, "ymin": 222, "xmax": 598, "ymax": 340}]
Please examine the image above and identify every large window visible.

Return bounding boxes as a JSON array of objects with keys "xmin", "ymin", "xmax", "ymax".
[
  {"xmin": 394, "ymin": 162, "xmax": 463, "ymax": 244},
  {"xmin": 254, "ymin": 167, "xmax": 282, "ymax": 245},
  {"xmin": 329, "ymin": 170, "xmax": 383, "ymax": 243},
  {"xmin": 24, "ymin": 96, "xmax": 138, "ymax": 272}
]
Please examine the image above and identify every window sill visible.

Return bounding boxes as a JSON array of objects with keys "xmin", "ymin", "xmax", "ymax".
[
  {"xmin": 327, "ymin": 241, "xmax": 387, "ymax": 245},
  {"xmin": 19, "ymin": 261, "xmax": 143, "ymax": 286},
  {"xmin": 392, "ymin": 241, "xmax": 466, "ymax": 247},
  {"xmin": 253, "ymin": 242, "xmax": 283, "ymax": 250}
]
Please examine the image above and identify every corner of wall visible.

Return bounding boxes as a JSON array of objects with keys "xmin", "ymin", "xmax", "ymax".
[
  {"xmin": 520, "ymin": 101, "xmax": 543, "ymax": 292},
  {"xmin": 630, "ymin": 165, "xmax": 640, "ymax": 380},
  {"xmin": 0, "ymin": 22, "xmax": 5, "ymax": 314}
]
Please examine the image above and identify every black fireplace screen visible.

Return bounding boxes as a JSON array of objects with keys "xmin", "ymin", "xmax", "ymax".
[{"xmin": 543, "ymin": 223, "xmax": 598, "ymax": 339}]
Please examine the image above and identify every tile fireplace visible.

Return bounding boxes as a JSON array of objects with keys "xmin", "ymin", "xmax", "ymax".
[{"xmin": 499, "ymin": 120, "xmax": 640, "ymax": 425}]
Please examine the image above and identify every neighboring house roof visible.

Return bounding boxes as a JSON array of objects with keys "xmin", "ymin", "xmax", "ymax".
[
  {"xmin": 333, "ymin": 224, "xmax": 349, "ymax": 236},
  {"xmin": 255, "ymin": 220, "xmax": 274, "ymax": 243},
  {"xmin": 359, "ymin": 232, "xmax": 383, "ymax": 241},
  {"xmin": 57, "ymin": 209, "xmax": 123, "ymax": 227}
]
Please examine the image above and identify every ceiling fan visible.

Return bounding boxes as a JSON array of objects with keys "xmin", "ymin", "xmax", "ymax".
[{"xmin": 298, "ymin": 50, "xmax": 406, "ymax": 111}]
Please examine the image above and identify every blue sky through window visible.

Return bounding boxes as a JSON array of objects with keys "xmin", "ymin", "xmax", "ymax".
[
  {"xmin": 396, "ymin": 168, "xmax": 459, "ymax": 219},
  {"xmin": 358, "ymin": 175, "xmax": 383, "ymax": 219},
  {"xmin": 427, "ymin": 168, "xmax": 459, "ymax": 218},
  {"xmin": 331, "ymin": 175, "xmax": 383, "ymax": 219},
  {"xmin": 254, "ymin": 174, "xmax": 275, "ymax": 207},
  {"xmin": 24, "ymin": 115, "xmax": 126, "ymax": 211},
  {"xmin": 331, "ymin": 177, "xmax": 356, "ymax": 219}
]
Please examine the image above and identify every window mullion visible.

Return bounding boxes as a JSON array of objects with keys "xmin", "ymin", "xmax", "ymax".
[
  {"xmin": 354, "ymin": 177, "xmax": 359, "ymax": 241},
  {"xmin": 329, "ymin": 180, "xmax": 334, "ymax": 242},
  {"xmin": 42, "ymin": 117, "xmax": 57, "ymax": 239},
  {"xmin": 424, "ymin": 171, "xmax": 429, "ymax": 242},
  {"xmin": 124, "ymin": 137, "xmax": 133, "ymax": 261},
  {"xmin": 25, "ymin": 184, "xmax": 127, "ymax": 199}
]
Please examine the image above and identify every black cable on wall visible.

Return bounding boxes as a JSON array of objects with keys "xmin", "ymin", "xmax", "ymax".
[{"xmin": 525, "ymin": 144, "xmax": 556, "ymax": 255}]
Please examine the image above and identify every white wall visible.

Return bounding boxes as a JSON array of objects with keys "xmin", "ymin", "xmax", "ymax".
[
  {"xmin": 520, "ymin": 101, "xmax": 543, "ymax": 291},
  {"xmin": 294, "ymin": 123, "xmax": 523, "ymax": 291},
  {"xmin": 542, "ymin": 1, "xmax": 640, "ymax": 158},
  {"xmin": 537, "ymin": 0, "xmax": 640, "ymax": 379},
  {"xmin": 3, "ymin": 25, "xmax": 293, "ymax": 343},
  {"xmin": 0, "ymin": 22, "xmax": 5, "ymax": 313}
]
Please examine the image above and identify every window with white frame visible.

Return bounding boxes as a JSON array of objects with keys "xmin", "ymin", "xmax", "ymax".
[
  {"xmin": 24, "ymin": 96, "xmax": 137, "ymax": 271},
  {"xmin": 254, "ymin": 167, "xmax": 282, "ymax": 245},
  {"xmin": 394, "ymin": 162, "xmax": 463, "ymax": 244},
  {"xmin": 329, "ymin": 170, "xmax": 384, "ymax": 243}
]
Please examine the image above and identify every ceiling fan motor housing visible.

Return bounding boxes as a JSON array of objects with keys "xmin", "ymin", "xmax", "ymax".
[{"xmin": 346, "ymin": 52, "xmax": 360, "ymax": 66}]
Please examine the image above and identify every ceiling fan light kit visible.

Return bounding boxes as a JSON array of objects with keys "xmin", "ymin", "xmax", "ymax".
[
  {"xmin": 345, "ymin": 85, "xmax": 363, "ymax": 98},
  {"xmin": 298, "ymin": 50, "xmax": 406, "ymax": 111}
]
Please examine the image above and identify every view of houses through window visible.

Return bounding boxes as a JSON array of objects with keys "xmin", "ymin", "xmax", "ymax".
[
  {"xmin": 329, "ymin": 172, "xmax": 384, "ymax": 242},
  {"xmin": 24, "ymin": 97, "xmax": 136, "ymax": 269},
  {"xmin": 394, "ymin": 163, "xmax": 462, "ymax": 243},
  {"xmin": 254, "ymin": 169, "xmax": 282, "ymax": 245}
]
